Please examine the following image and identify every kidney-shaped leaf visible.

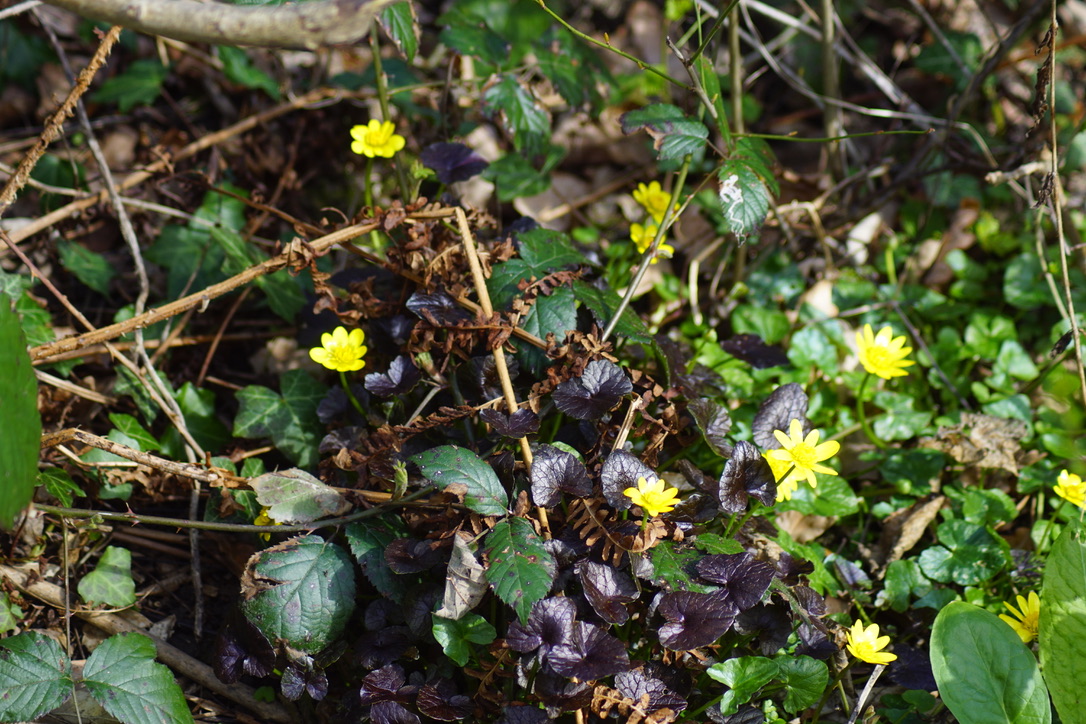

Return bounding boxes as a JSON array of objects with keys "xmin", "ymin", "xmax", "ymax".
[
  {"xmin": 481, "ymin": 408, "xmax": 540, "ymax": 439},
  {"xmin": 719, "ymin": 441, "xmax": 777, "ymax": 513},
  {"xmin": 365, "ymin": 356, "xmax": 421, "ymax": 398},
  {"xmin": 752, "ymin": 383, "xmax": 809, "ymax": 449},
  {"xmin": 0, "ymin": 631, "xmax": 72, "ymax": 721},
  {"xmin": 530, "ymin": 443, "xmax": 592, "ymax": 506},
  {"xmin": 696, "ymin": 553, "xmax": 776, "ymax": 612},
  {"xmin": 252, "ymin": 468, "xmax": 350, "ymax": 523},
  {"xmin": 577, "ymin": 560, "xmax": 639, "ymax": 625},
  {"xmin": 506, "ymin": 596, "xmax": 577, "ymax": 656},
  {"xmin": 552, "ymin": 359, "xmax": 632, "ymax": 421},
  {"xmin": 931, "ymin": 601, "xmax": 1051, "ymax": 724},
  {"xmin": 658, "ymin": 591, "xmax": 738, "ymax": 651},
  {"xmin": 484, "ymin": 518, "xmax": 556, "ymax": 623},
  {"xmin": 600, "ymin": 450, "xmax": 657, "ymax": 510},
  {"xmin": 240, "ymin": 535, "xmax": 356, "ymax": 654},
  {"xmin": 420, "ymin": 142, "xmax": 489, "ymax": 184},
  {"xmin": 83, "ymin": 632, "xmax": 193, "ymax": 724},
  {"xmin": 688, "ymin": 398, "xmax": 733, "ymax": 457},
  {"xmin": 413, "ymin": 445, "xmax": 509, "ymax": 516},
  {"xmin": 547, "ymin": 622, "xmax": 631, "ymax": 680}
]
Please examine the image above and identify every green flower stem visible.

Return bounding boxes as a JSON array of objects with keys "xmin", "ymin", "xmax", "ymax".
[
  {"xmin": 340, "ymin": 370, "xmax": 366, "ymax": 418},
  {"xmin": 1036, "ymin": 496, "xmax": 1064, "ymax": 551},
  {"xmin": 811, "ymin": 659, "xmax": 856, "ymax": 724},
  {"xmin": 362, "ymin": 156, "xmax": 384, "ymax": 249},
  {"xmin": 856, "ymin": 372, "xmax": 886, "ymax": 449},
  {"xmin": 370, "ymin": 22, "xmax": 410, "ymax": 200}
]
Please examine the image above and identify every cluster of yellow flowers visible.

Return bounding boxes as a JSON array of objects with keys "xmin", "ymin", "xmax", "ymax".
[{"xmin": 628, "ymin": 181, "xmax": 675, "ymax": 264}]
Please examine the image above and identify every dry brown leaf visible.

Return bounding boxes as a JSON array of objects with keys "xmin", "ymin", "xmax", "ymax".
[
  {"xmin": 920, "ymin": 412, "xmax": 1028, "ymax": 473},
  {"xmin": 876, "ymin": 495, "xmax": 946, "ymax": 576}
]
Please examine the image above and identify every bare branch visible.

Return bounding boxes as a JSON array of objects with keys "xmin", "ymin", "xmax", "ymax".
[{"xmin": 40, "ymin": 0, "xmax": 403, "ymax": 49}]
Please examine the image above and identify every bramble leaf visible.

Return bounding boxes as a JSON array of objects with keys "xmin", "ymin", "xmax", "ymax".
[
  {"xmin": 412, "ymin": 445, "xmax": 509, "ymax": 516},
  {"xmin": 0, "ymin": 631, "xmax": 72, "ymax": 721},
  {"xmin": 620, "ymin": 103, "xmax": 709, "ymax": 161},
  {"xmin": 83, "ymin": 633, "xmax": 193, "ymax": 724},
  {"xmin": 484, "ymin": 517, "xmax": 556, "ymax": 623}
]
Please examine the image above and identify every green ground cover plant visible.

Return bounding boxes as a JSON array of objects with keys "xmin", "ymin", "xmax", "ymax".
[{"xmin": 1, "ymin": 0, "xmax": 1086, "ymax": 721}]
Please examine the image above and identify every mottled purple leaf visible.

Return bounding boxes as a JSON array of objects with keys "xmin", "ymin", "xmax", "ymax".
[
  {"xmin": 360, "ymin": 664, "xmax": 408, "ymax": 704},
  {"xmin": 657, "ymin": 591, "xmax": 738, "ymax": 650},
  {"xmin": 282, "ymin": 657, "xmax": 327, "ymax": 701},
  {"xmin": 600, "ymin": 450, "xmax": 657, "ymax": 509},
  {"xmin": 721, "ymin": 333, "xmax": 789, "ymax": 369},
  {"xmin": 614, "ymin": 668, "xmax": 688, "ymax": 714},
  {"xmin": 365, "ymin": 356, "xmax": 421, "ymax": 397},
  {"xmin": 548, "ymin": 622, "xmax": 631, "ymax": 680},
  {"xmin": 212, "ymin": 611, "xmax": 275, "ymax": 683},
  {"xmin": 385, "ymin": 538, "xmax": 446, "ymax": 574},
  {"xmin": 695, "ymin": 553, "xmax": 776, "ymax": 611},
  {"xmin": 507, "ymin": 596, "xmax": 576, "ymax": 655},
  {"xmin": 481, "ymin": 408, "xmax": 540, "ymax": 439},
  {"xmin": 576, "ymin": 560, "xmax": 639, "ymax": 625},
  {"xmin": 688, "ymin": 399, "xmax": 733, "ymax": 457},
  {"xmin": 416, "ymin": 678, "xmax": 473, "ymax": 721},
  {"xmin": 498, "ymin": 705, "xmax": 550, "ymax": 724},
  {"xmin": 371, "ymin": 700, "xmax": 422, "ymax": 724},
  {"xmin": 406, "ymin": 291, "xmax": 473, "ymax": 326},
  {"xmin": 552, "ymin": 359, "xmax": 632, "ymax": 420},
  {"xmin": 355, "ymin": 626, "xmax": 412, "ymax": 669},
  {"xmin": 530, "ymin": 444, "xmax": 592, "ymax": 506},
  {"xmin": 420, "ymin": 142, "xmax": 489, "ymax": 184},
  {"xmin": 752, "ymin": 383, "xmax": 809, "ymax": 449},
  {"xmin": 718, "ymin": 441, "xmax": 777, "ymax": 513}
]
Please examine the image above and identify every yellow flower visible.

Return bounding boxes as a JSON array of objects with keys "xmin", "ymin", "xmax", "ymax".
[
  {"xmin": 765, "ymin": 419, "xmax": 840, "ymax": 489},
  {"xmin": 856, "ymin": 324, "xmax": 916, "ymax": 380},
  {"xmin": 309, "ymin": 326, "xmax": 367, "ymax": 372},
  {"xmin": 254, "ymin": 508, "xmax": 283, "ymax": 542},
  {"xmin": 999, "ymin": 591, "xmax": 1040, "ymax": 644},
  {"xmin": 1054, "ymin": 469, "xmax": 1086, "ymax": 509},
  {"xmin": 350, "ymin": 119, "xmax": 406, "ymax": 158},
  {"xmin": 763, "ymin": 453, "xmax": 798, "ymax": 501},
  {"xmin": 623, "ymin": 476, "xmax": 681, "ymax": 517},
  {"xmin": 630, "ymin": 223, "xmax": 674, "ymax": 264},
  {"xmin": 846, "ymin": 621, "xmax": 896, "ymax": 665},
  {"xmin": 632, "ymin": 181, "xmax": 677, "ymax": 223}
]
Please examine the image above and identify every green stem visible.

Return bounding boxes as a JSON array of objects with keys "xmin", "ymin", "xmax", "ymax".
[
  {"xmin": 340, "ymin": 370, "xmax": 366, "ymax": 418},
  {"xmin": 370, "ymin": 22, "xmax": 410, "ymax": 200},
  {"xmin": 856, "ymin": 372, "xmax": 886, "ymax": 449},
  {"xmin": 1037, "ymin": 496, "xmax": 1063, "ymax": 551}
]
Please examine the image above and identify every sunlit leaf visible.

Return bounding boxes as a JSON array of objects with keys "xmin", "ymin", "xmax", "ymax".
[
  {"xmin": 83, "ymin": 633, "xmax": 194, "ymax": 724},
  {"xmin": 251, "ymin": 468, "xmax": 350, "ymax": 523},
  {"xmin": 752, "ymin": 383, "xmax": 809, "ymax": 450},
  {"xmin": 484, "ymin": 517, "xmax": 556, "ymax": 622},
  {"xmin": 0, "ymin": 631, "xmax": 72, "ymax": 721},
  {"xmin": 412, "ymin": 445, "xmax": 509, "ymax": 516},
  {"xmin": 553, "ymin": 359, "xmax": 632, "ymax": 421}
]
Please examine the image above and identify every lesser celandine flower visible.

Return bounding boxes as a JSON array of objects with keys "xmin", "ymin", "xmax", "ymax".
[
  {"xmin": 845, "ymin": 621, "xmax": 896, "ymax": 665},
  {"xmin": 350, "ymin": 119, "xmax": 406, "ymax": 158},
  {"xmin": 763, "ymin": 453, "xmax": 799, "ymax": 501},
  {"xmin": 856, "ymin": 324, "xmax": 915, "ymax": 380},
  {"xmin": 765, "ymin": 419, "xmax": 840, "ymax": 489},
  {"xmin": 623, "ymin": 476, "xmax": 681, "ymax": 517},
  {"xmin": 1054, "ymin": 469, "xmax": 1086, "ymax": 509},
  {"xmin": 630, "ymin": 223, "xmax": 674, "ymax": 263},
  {"xmin": 632, "ymin": 181, "xmax": 677, "ymax": 223},
  {"xmin": 254, "ymin": 508, "xmax": 283, "ymax": 542},
  {"xmin": 310, "ymin": 326, "xmax": 367, "ymax": 372},
  {"xmin": 999, "ymin": 591, "xmax": 1040, "ymax": 643}
]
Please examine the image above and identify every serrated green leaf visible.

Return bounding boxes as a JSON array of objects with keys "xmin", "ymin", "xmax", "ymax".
[
  {"xmin": 649, "ymin": 540, "xmax": 714, "ymax": 593},
  {"xmin": 518, "ymin": 228, "xmax": 585, "ymax": 271},
  {"xmin": 108, "ymin": 413, "xmax": 159, "ymax": 452},
  {"xmin": 251, "ymin": 468, "xmax": 350, "ymax": 523},
  {"xmin": 706, "ymin": 656, "xmax": 779, "ymax": 716},
  {"xmin": 0, "ymin": 298, "xmax": 41, "ymax": 528},
  {"xmin": 78, "ymin": 546, "xmax": 137, "ymax": 608},
  {"xmin": 380, "ymin": 1, "xmax": 419, "ymax": 62},
  {"xmin": 734, "ymin": 137, "xmax": 779, "ymax": 196},
  {"xmin": 517, "ymin": 287, "xmax": 578, "ymax": 376},
  {"xmin": 92, "ymin": 59, "xmax": 168, "ymax": 112},
  {"xmin": 57, "ymin": 239, "xmax": 115, "ymax": 295},
  {"xmin": 571, "ymin": 281, "xmax": 652, "ymax": 345},
  {"xmin": 620, "ymin": 103, "xmax": 708, "ymax": 160},
  {"xmin": 932, "ymin": 602, "xmax": 1050, "ymax": 724},
  {"xmin": 484, "ymin": 517, "xmax": 555, "ymax": 622},
  {"xmin": 1040, "ymin": 525, "xmax": 1086, "ymax": 722},
  {"xmin": 718, "ymin": 161, "xmax": 771, "ymax": 242},
  {"xmin": 777, "ymin": 656, "xmax": 828, "ymax": 714},
  {"xmin": 83, "ymin": 633, "xmax": 193, "ymax": 724},
  {"xmin": 0, "ymin": 591, "xmax": 23, "ymax": 634},
  {"xmin": 432, "ymin": 612, "xmax": 497, "ymax": 666},
  {"xmin": 344, "ymin": 518, "xmax": 412, "ymax": 601},
  {"xmin": 484, "ymin": 75, "xmax": 549, "ymax": 155},
  {"xmin": 219, "ymin": 46, "xmax": 280, "ymax": 99},
  {"xmin": 241, "ymin": 535, "xmax": 356, "ymax": 653},
  {"xmin": 233, "ymin": 370, "xmax": 325, "ymax": 467},
  {"xmin": 0, "ymin": 631, "xmax": 72, "ymax": 720},
  {"xmin": 412, "ymin": 445, "xmax": 508, "ymax": 516}
]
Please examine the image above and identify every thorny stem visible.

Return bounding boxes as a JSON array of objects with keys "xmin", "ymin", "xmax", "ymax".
[
  {"xmin": 601, "ymin": 157, "xmax": 692, "ymax": 343},
  {"xmin": 855, "ymin": 372, "xmax": 886, "ymax": 449}
]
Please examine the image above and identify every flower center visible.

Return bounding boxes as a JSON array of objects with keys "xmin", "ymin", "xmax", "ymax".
[
  {"xmin": 866, "ymin": 345, "xmax": 892, "ymax": 368},
  {"xmin": 329, "ymin": 345, "xmax": 358, "ymax": 366},
  {"xmin": 790, "ymin": 443, "xmax": 817, "ymax": 468},
  {"xmin": 367, "ymin": 127, "xmax": 391, "ymax": 146}
]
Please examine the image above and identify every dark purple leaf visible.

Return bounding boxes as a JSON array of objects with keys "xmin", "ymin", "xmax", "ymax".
[
  {"xmin": 614, "ymin": 668, "xmax": 688, "ymax": 714},
  {"xmin": 416, "ymin": 678, "xmax": 473, "ymax": 720},
  {"xmin": 318, "ymin": 384, "xmax": 368, "ymax": 423},
  {"xmin": 695, "ymin": 553, "xmax": 776, "ymax": 611},
  {"xmin": 533, "ymin": 669, "xmax": 593, "ymax": 710},
  {"xmin": 688, "ymin": 399, "xmax": 733, "ymax": 457},
  {"xmin": 775, "ymin": 552, "xmax": 814, "ymax": 585},
  {"xmin": 355, "ymin": 627, "xmax": 412, "ymax": 669},
  {"xmin": 752, "ymin": 383, "xmax": 809, "ymax": 449},
  {"xmin": 507, "ymin": 597, "xmax": 576, "ymax": 655},
  {"xmin": 666, "ymin": 492, "xmax": 721, "ymax": 524},
  {"xmin": 677, "ymin": 459, "xmax": 717, "ymax": 494},
  {"xmin": 420, "ymin": 142, "xmax": 489, "ymax": 184},
  {"xmin": 498, "ymin": 704, "xmax": 550, "ymax": 724},
  {"xmin": 385, "ymin": 538, "xmax": 446, "ymax": 574},
  {"xmin": 481, "ymin": 408, "xmax": 540, "ymax": 439},
  {"xmin": 282, "ymin": 657, "xmax": 327, "ymax": 701},
  {"xmin": 406, "ymin": 291, "xmax": 474, "ymax": 326},
  {"xmin": 371, "ymin": 701, "xmax": 422, "ymax": 724},
  {"xmin": 212, "ymin": 611, "xmax": 275, "ymax": 683},
  {"xmin": 366, "ymin": 356, "xmax": 421, "ymax": 397},
  {"xmin": 475, "ymin": 355, "xmax": 520, "ymax": 399},
  {"xmin": 320, "ymin": 425, "xmax": 364, "ymax": 454},
  {"xmin": 797, "ymin": 622, "xmax": 836, "ymax": 659},
  {"xmin": 531, "ymin": 444, "xmax": 592, "ymax": 506},
  {"xmin": 360, "ymin": 664, "xmax": 409, "ymax": 704},
  {"xmin": 722, "ymin": 706, "xmax": 766, "ymax": 724},
  {"xmin": 734, "ymin": 603, "xmax": 791, "ymax": 655},
  {"xmin": 886, "ymin": 645, "xmax": 937, "ymax": 690},
  {"xmin": 576, "ymin": 560, "xmax": 639, "ymax": 625},
  {"xmin": 829, "ymin": 555, "xmax": 871, "ymax": 589},
  {"xmin": 600, "ymin": 450, "xmax": 657, "ymax": 509},
  {"xmin": 720, "ymin": 333, "xmax": 789, "ymax": 369},
  {"xmin": 718, "ymin": 441, "xmax": 777, "ymax": 513},
  {"xmin": 548, "ymin": 622, "xmax": 631, "ymax": 680},
  {"xmin": 792, "ymin": 585, "xmax": 826, "ymax": 617},
  {"xmin": 657, "ymin": 591, "xmax": 738, "ymax": 650},
  {"xmin": 552, "ymin": 360, "xmax": 632, "ymax": 420}
]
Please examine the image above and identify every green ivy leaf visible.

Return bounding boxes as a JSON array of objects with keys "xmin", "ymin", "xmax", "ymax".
[
  {"xmin": 380, "ymin": 1, "xmax": 419, "ymax": 62},
  {"xmin": 251, "ymin": 468, "xmax": 350, "ymax": 523},
  {"xmin": 517, "ymin": 287, "xmax": 578, "ymax": 376},
  {"xmin": 931, "ymin": 602, "xmax": 1050, "ymax": 724},
  {"xmin": 0, "ymin": 296, "xmax": 41, "ymax": 528},
  {"xmin": 412, "ymin": 445, "xmax": 508, "ymax": 516},
  {"xmin": 78, "ymin": 546, "xmax": 137, "ymax": 608},
  {"xmin": 1040, "ymin": 525, "xmax": 1086, "ymax": 723},
  {"xmin": 717, "ymin": 160, "xmax": 771, "ymax": 242},
  {"xmin": 432, "ymin": 612, "xmax": 497, "ymax": 666},
  {"xmin": 0, "ymin": 631, "xmax": 72, "ymax": 721},
  {"xmin": 345, "ymin": 518, "xmax": 412, "ymax": 602},
  {"xmin": 483, "ymin": 517, "xmax": 556, "ymax": 622},
  {"xmin": 241, "ymin": 535, "xmax": 356, "ymax": 654},
  {"xmin": 219, "ymin": 46, "xmax": 280, "ymax": 99},
  {"xmin": 57, "ymin": 239, "xmax": 115, "ymax": 295},
  {"xmin": 92, "ymin": 59, "xmax": 169, "ymax": 112},
  {"xmin": 233, "ymin": 370, "xmax": 326, "ymax": 467},
  {"xmin": 482, "ymin": 147, "xmax": 563, "ymax": 201},
  {"xmin": 108, "ymin": 413, "xmax": 159, "ymax": 452},
  {"xmin": 484, "ymin": 75, "xmax": 549, "ymax": 155},
  {"xmin": 83, "ymin": 633, "xmax": 193, "ymax": 724},
  {"xmin": 620, "ymin": 103, "xmax": 709, "ymax": 160}
]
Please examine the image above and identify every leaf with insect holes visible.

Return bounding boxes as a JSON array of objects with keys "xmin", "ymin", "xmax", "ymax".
[
  {"xmin": 480, "ymin": 408, "xmax": 540, "ymax": 439},
  {"xmin": 365, "ymin": 356, "xmax": 420, "ymax": 397},
  {"xmin": 658, "ymin": 591, "xmax": 738, "ymax": 651},
  {"xmin": 530, "ymin": 444, "xmax": 593, "ymax": 507},
  {"xmin": 251, "ymin": 468, "xmax": 350, "ymax": 523},
  {"xmin": 600, "ymin": 450, "xmax": 657, "ymax": 510},
  {"xmin": 484, "ymin": 517, "xmax": 556, "ymax": 623},
  {"xmin": 412, "ymin": 445, "xmax": 509, "ymax": 516},
  {"xmin": 688, "ymin": 399, "xmax": 733, "ymax": 457},
  {"xmin": 752, "ymin": 383, "xmax": 809, "ymax": 449},
  {"xmin": 718, "ymin": 160, "xmax": 771, "ymax": 242},
  {"xmin": 718, "ymin": 441, "xmax": 777, "ymax": 512},
  {"xmin": 552, "ymin": 359, "xmax": 632, "ymax": 420},
  {"xmin": 620, "ymin": 103, "xmax": 709, "ymax": 161},
  {"xmin": 420, "ymin": 142, "xmax": 488, "ymax": 184}
]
